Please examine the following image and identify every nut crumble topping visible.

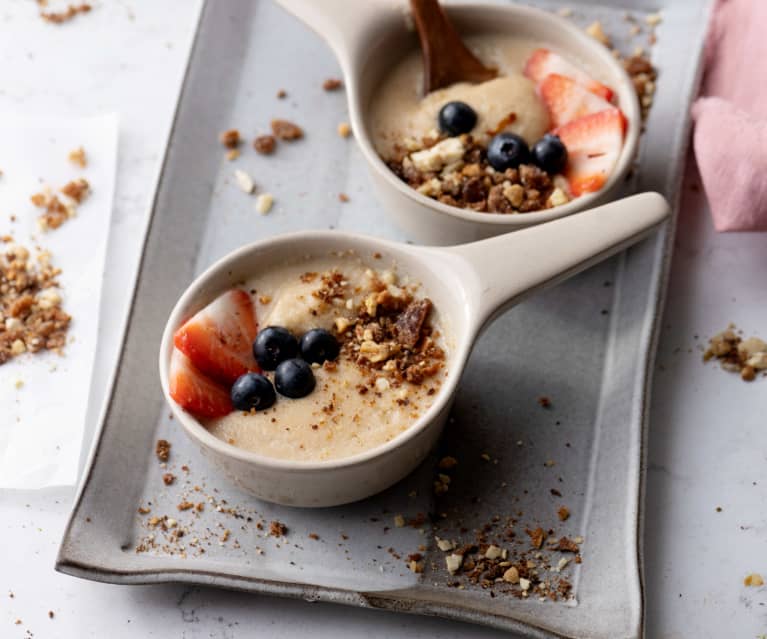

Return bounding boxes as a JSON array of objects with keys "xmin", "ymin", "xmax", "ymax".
[{"xmin": 0, "ymin": 244, "xmax": 70, "ymax": 364}]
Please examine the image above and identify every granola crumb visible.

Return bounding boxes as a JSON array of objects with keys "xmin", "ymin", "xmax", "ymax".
[
  {"xmin": 0, "ymin": 244, "xmax": 71, "ymax": 364},
  {"xmin": 219, "ymin": 129, "xmax": 241, "ymax": 149},
  {"xmin": 40, "ymin": 2, "xmax": 91, "ymax": 23},
  {"xmin": 557, "ymin": 506, "xmax": 570, "ymax": 521},
  {"xmin": 269, "ymin": 520, "xmax": 288, "ymax": 537},
  {"xmin": 394, "ymin": 514, "xmax": 406, "ymax": 528},
  {"xmin": 226, "ymin": 148, "xmax": 240, "ymax": 161},
  {"xmin": 585, "ymin": 20, "xmax": 611, "ymax": 46},
  {"xmin": 704, "ymin": 326, "xmax": 767, "ymax": 382},
  {"xmin": 744, "ymin": 573, "xmax": 764, "ymax": 587},
  {"xmin": 438, "ymin": 456, "xmax": 458, "ymax": 470},
  {"xmin": 308, "ymin": 532, "xmax": 320, "ymax": 540},
  {"xmin": 255, "ymin": 193, "xmax": 274, "ymax": 214},
  {"xmin": 155, "ymin": 439, "xmax": 171, "ymax": 462},
  {"xmin": 537, "ymin": 396, "xmax": 551, "ymax": 408},
  {"xmin": 162, "ymin": 473, "xmax": 176, "ymax": 486},
  {"xmin": 48, "ymin": 610, "xmax": 54, "ymax": 619},
  {"xmin": 337, "ymin": 122, "xmax": 351, "ymax": 138},
  {"xmin": 276, "ymin": 89, "xmax": 287, "ymax": 99},
  {"xmin": 271, "ymin": 119, "xmax": 303, "ymax": 141},
  {"xmin": 645, "ymin": 12, "xmax": 662, "ymax": 26},
  {"xmin": 254, "ymin": 134, "xmax": 276, "ymax": 155},
  {"xmin": 68, "ymin": 146, "xmax": 87, "ymax": 168},
  {"xmin": 338, "ymin": 192, "xmax": 349, "ymax": 203},
  {"xmin": 234, "ymin": 169, "xmax": 256, "ymax": 194},
  {"xmin": 323, "ymin": 78, "xmax": 343, "ymax": 91},
  {"xmin": 61, "ymin": 177, "xmax": 90, "ymax": 203}
]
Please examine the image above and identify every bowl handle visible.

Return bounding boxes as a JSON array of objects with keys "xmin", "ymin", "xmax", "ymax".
[
  {"xmin": 273, "ymin": 0, "xmax": 394, "ymax": 77},
  {"xmin": 442, "ymin": 191, "xmax": 671, "ymax": 334}
]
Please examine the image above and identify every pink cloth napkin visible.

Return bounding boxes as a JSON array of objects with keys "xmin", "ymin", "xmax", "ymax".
[{"xmin": 692, "ymin": 0, "xmax": 767, "ymax": 231}]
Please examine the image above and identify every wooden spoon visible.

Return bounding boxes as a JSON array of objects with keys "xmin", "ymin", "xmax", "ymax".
[{"xmin": 410, "ymin": 0, "xmax": 497, "ymax": 94}]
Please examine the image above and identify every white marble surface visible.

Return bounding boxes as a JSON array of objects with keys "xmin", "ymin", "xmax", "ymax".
[{"xmin": 1, "ymin": 1, "xmax": 766, "ymax": 637}]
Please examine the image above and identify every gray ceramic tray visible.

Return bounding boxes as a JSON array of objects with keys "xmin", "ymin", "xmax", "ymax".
[{"xmin": 56, "ymin": 1, "xmax": 712, "ymax": 637}]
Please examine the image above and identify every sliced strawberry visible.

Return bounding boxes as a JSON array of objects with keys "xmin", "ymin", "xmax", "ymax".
[
  {"xmin": 174, "ymin": 288, "xmax": 259, "ymax": 385},
  {"xmin": 539, "ymin": 74, "xmax": 614, "ymax": 129},
  {"xmin": 169, "ymin": 349, "xmax": 232, "ymax": 418},
  {"xmin": 524, "ymin": 48, "xmax": 614, "ymax": 101},
  {"xmin": 554, "ymin": 108, "xmax": 626, "ymax": 196}
]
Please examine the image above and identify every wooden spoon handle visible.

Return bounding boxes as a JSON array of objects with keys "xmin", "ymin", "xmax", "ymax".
[{"xmin": 410, "ymin": 0, "xmax": 497, "ymax": 94}]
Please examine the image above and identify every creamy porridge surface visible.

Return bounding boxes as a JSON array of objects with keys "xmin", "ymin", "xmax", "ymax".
[
  {"xmin": 203, "ymin": 252, "xmax": 447, "ymax": 462},
  {"xmin": 370, "ymin": 35, "xmax": 551, "ymax": 158}
]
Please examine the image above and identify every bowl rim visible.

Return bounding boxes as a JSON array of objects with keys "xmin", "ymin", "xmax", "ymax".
[
  {"xmin": 159, "ymin": 231, "xmax": 472, "ymax": 474},
  {"xmin": 350, "ymin": 2, "xmax": 641, "ymax": 228}
]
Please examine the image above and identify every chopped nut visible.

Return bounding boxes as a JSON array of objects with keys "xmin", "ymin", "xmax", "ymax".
[
  {"xmin": 484, "ymin": 545, "xmax": 503, "ymax": 560},
  {"xmin": 234, "ymin": 169, "xmax": 256, "ymax": 194},
  {"xmin": 254, "ymin": 135, "xmax": 276, "ymax": 155},
  {"xmin": 219, "ymin": 129, "xmax": 241, "ymax": 149},
  {"xmin": 547, "ymin": 187, "xmax": 569, "ymax": 207},
  {"xmin": 410, "ymin": 137, "xmax": 465, "ymax": 172},
  {"xmin": 645, "ymin": 12, "xmax": 662, "ymax": 26},
  {"xmin": 271, "ymin": 119, "xmax": 303, "ymax": 141},
  {"xmin": 527, "ymin": 527, "xmax": 546, "ymax": 549},
  {"xmin": 337, "ymin": 122, "xmax": 352, "ymax": 138},
  {"xmin": 446, "ymin": 553, "xmax": 463, "ymax": 574},
  {"xmin": 323, "ymin": 78, "xmax": 343, "ymax": 91},
  {"xmin": 436, "ymin": 537, "xmax": 455, "ymax": 552},
  {"xmin": 68, "ymin": 146, "xmax": 87, "ymax": 168},
  {"xmin": 40, "ymin": 3, "xmax": 91, "ymax": 23},
  {"xmin": 155, "ymin": 439, "xmax": 171, "ymax": 462},
  {"xmin": 255, "ymin": 193, "xmax": 274, "ymax": 214},
  {"xmin": 744, "ymin": 573, "xmax": 764, "ymax": 587},
  {"xmin": 438, "ymin": 456, "xmax": 458, "ymax": 470},
  {"xmin": 359, "ymin": 340, "xmax": 390, "ymax": 363},
  {"xmin": 519, "ymin": 577, "xmax": 531, "ymax": 591},
  {"xmin": 747, "ymin": 352, "xmax": 767, "ymax": 370},
  {"xmin": 585, "ymin": 20, "xmax": 611, "ymax": 46},
  {"xmin": 503, "ymin": 566, "xmax": 520, "ymax": 584}
]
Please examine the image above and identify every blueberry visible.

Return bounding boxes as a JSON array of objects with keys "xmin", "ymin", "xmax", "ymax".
[
  {"xmin": 438, "ymin": 101, "xmax": 477, "ymax": 136},
  {"xmin": 487, "ymin": 133, "xmax": 530, "ymax": 171},
  {"xmin": 274, "ymin": 358, "xmax": 316, "ymax": 399},
  {"xmin": 300, "ymin": 328, "xmax": 340, "ymax": 364},
  {"xmin": 231, "ymin": 373, "xmax": 276, "ymax": 411},
  {"xmin": 531, "ymin": 134, "xmax": 568, "ymax": 174},
  {"xmin": 253, "ymin": 326, "xmax": 298, "ymax": 371}
]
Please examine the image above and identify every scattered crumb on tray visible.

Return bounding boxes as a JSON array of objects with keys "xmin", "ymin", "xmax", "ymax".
[
  {"xmin": 254, "ymin": 134, "xmax": 276, "ymax": 155},
  {"xmin": 703, "ymin": 325, "xmax": 767, "ymax": 382},
  {"xmin": 271, "ymin": 119, "xmax": 303, "ymax": 141},
  {"xmin": 68, "ymin": 146, "xmax": 87, "ymax": 168},
  {"xmin": 219, "ymin": 129, "xmax": 241, "ymax": 149},
  {"xmin": 322, "ymin": 78, "xmax": 343, "ymax": 92},
  {"xmin": 40, "ymin": 2, "xmax": 92, "ymax": 24}
]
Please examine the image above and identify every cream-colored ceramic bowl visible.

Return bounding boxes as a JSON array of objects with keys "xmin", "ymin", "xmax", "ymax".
[
  {"xmin": 276, "ymin": 0, "xmax": 641, "ymax": 245},
  {"xmin": 159, "ymin": 193, "xmax": 668, "ymax": 507}
]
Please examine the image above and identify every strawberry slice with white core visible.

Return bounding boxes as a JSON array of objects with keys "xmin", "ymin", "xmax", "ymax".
[
  {"xmin": 173, "ymin": 288, "xmax": 259, "ymax": 385},
  {"xmin": 554, "ymin": 108, "xmax": 626, "ymax": 196},
  {"xmin": 524, "ymin": 48, "xmax": 614, "ymax": 101},
  {"xmin": 169, "ymin": 349, "xmax": 233, "ymax": 418},
  {"xmin": 539, "ymin": 73, "xmax": 614, "ymax": 129}
]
